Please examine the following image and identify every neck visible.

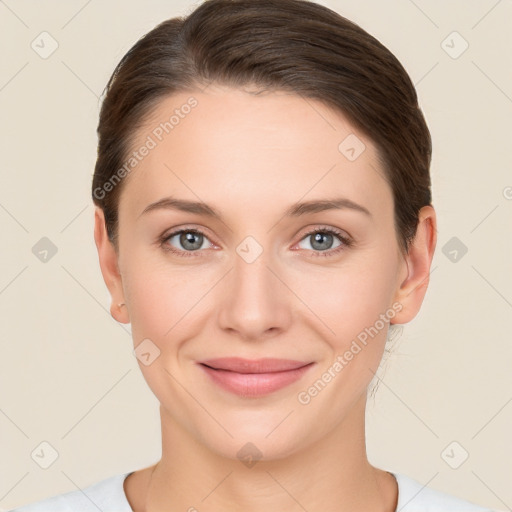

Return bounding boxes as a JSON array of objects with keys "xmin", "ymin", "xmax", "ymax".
[{"xmin": 143, "ymin": 393, "xmax": 398, "ymax": 512}]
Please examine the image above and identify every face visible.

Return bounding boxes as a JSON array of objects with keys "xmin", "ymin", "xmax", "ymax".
[{"xmin": 96, "ymin": 85, "xmax": 434, "ymax": 462}]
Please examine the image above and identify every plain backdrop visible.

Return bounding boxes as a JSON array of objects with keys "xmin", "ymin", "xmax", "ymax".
[{"xmin": 0, "ymin": 0, "xmax": 511, "ymax": 510}]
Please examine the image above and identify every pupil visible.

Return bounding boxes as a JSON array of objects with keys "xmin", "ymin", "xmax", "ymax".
[
  {"xmin": 182, "ymin": 232, "xmax": 202, "ymax": 250},
  {"xmin": 312, "ymin": 232, "xmax": 332, "ymax": 251}
]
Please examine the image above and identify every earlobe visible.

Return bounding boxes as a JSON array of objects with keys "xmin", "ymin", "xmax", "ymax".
[
  {"xmin": 390, "ymin": 206, "xmax": 437, "ymax": 325},
  {"xmin": 93, "ymin": 207, "xmax": 130, "ymax": 324}
]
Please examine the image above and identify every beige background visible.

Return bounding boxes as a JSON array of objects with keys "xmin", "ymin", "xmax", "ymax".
[{"xmin": 1, "ymin": 0, "xmax": 511, "ymax": 510}]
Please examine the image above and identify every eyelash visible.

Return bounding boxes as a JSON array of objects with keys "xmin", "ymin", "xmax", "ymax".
[{"xmin": 158, "ymin": 226, "xmax": 353, "ymax": 259}]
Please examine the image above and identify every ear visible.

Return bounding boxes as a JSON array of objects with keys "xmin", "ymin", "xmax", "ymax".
[
  {"xmin": 391, "ymin": 205, "xmax": 437, "ymax": 325},
  {"xmin": 93, "ymin": 207, "xmax": 130, "ymax": 324}
]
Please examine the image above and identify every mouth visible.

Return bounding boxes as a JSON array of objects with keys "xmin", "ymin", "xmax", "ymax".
[{"xmin": 197, "ymin": 357, "xmax": 315, "ymax": 397}]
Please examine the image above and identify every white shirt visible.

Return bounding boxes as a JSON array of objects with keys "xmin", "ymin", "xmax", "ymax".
[{"xmin": 8, "ymin": 470, "xmax": 501, "ymax": 511}]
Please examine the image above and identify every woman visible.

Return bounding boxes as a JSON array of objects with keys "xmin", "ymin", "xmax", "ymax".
[{"xmin": 9, "ymin": 0, "xmax": 501, "ymax": 510}]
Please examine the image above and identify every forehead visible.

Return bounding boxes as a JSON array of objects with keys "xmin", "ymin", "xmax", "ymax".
[{"xmin": 118, "ymin": 85, "xmax": 392, "ymax": 222}]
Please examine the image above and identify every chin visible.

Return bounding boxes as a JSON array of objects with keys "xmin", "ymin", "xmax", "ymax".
[
  {"xmin": 191, "ymin": 409, "xmax": 317, "ymax": 464},
  {"xmin": 208, "ymin": 433, "xmax": 306, "ymax": 465}
]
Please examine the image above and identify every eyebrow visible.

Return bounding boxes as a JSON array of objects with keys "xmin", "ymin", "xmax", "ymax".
[{"xmin": 138, "ymin": 196, "xmax": 372, "ymax": 220}]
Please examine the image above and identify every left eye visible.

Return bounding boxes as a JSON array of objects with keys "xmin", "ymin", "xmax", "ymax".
[{"xmin": 296, "ymin": 228, "xmax": 350, "ymax": 255}]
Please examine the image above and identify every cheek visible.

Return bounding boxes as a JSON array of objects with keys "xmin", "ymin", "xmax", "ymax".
[
  {"xmin": 295, "ymin": 258, "xmax": 396, "ymax": 343},
  {"xmin": 122, "ymin": 256, "xmax": 214, "ymax": 348},
  {"xmin": 292, "ymin": 264, "xmax": 396, "ymax": 416},
  {"xmin": 291, "ymin": 254, "xmax": 399, "ymax": 404},
  {"xmin": 121, "ymin": 255, "xmax": 177, "ymax": 340},
  {"xmin": 122, "ymin": 265, "xmax": 203, "ymax": 403}
]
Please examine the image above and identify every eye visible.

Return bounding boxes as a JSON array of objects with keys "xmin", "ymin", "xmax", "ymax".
[
  {"xmin": 159, "ymin": 225, "xmax": 353, "ymax": 259},
  {"xmin": 296, "ymin": 227, "xmax": 353, "ymax": 257},
  {"xmin": 159, "ymin": 228, "xmax": 214, "ymax": 257}
]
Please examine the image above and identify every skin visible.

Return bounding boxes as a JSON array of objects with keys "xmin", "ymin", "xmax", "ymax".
[{"xmin": 94, "ymin": 84, "xmax": 437, "ymax": 511}]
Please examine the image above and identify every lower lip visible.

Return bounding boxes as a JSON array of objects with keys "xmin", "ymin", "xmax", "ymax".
[{"xmin": 199, "ymin": 363, "xmax": 314, "ymax": 397}]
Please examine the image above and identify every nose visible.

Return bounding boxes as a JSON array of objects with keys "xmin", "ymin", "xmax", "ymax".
[{"xmin": 217, "ymin": 248, "xmax": 292, "ymax": 342}]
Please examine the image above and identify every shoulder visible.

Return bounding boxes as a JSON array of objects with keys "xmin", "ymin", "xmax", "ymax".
[
  {"xmin": 393, "ymin": 472, "xmax": 500, "ymax": 512},
  {"xmin": 6, "ymin": 472, "xmax": 134, "ymax": 512}
]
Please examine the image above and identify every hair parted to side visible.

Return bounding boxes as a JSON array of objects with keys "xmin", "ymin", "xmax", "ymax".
[{"xmin": 92, "ymin": 0, "xmax": 432, "ymax": 256}]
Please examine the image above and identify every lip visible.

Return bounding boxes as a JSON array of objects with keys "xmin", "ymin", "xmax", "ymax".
[{"xmin": 197, "ymin": 357, "xmax": 315, "ymax": 397}]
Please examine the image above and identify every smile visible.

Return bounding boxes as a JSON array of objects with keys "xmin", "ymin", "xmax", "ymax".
[{"xmin": 197, "ymin": 357, "xmax": 315, "ymax": 397}]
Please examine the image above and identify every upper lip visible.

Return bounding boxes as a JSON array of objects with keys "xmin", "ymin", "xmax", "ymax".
[{"xmin": 199, "ymin": 357, "xmax": 312, "ymax": 374}]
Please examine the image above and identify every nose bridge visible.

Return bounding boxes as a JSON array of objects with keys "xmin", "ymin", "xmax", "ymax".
[
  {"xmin": 233, "ymin": 241, "xmax": 279, "ymax": 310},
  {"xmin": 217, "ymin": 237, "xmax": 291, "ymax": 340},
  {"xmin": 234, "ymin": 245, "xmax": 274, "ymax": 296}
]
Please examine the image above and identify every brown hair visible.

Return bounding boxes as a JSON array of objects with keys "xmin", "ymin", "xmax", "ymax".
[{"xmin": 92, "ymin": 0, "xmax": 432, "ymax": 256}]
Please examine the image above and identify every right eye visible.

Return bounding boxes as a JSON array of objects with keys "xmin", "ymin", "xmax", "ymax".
[{"xmin": 160, "ymin": 228, "xmax": 214, "ymax": 257}]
